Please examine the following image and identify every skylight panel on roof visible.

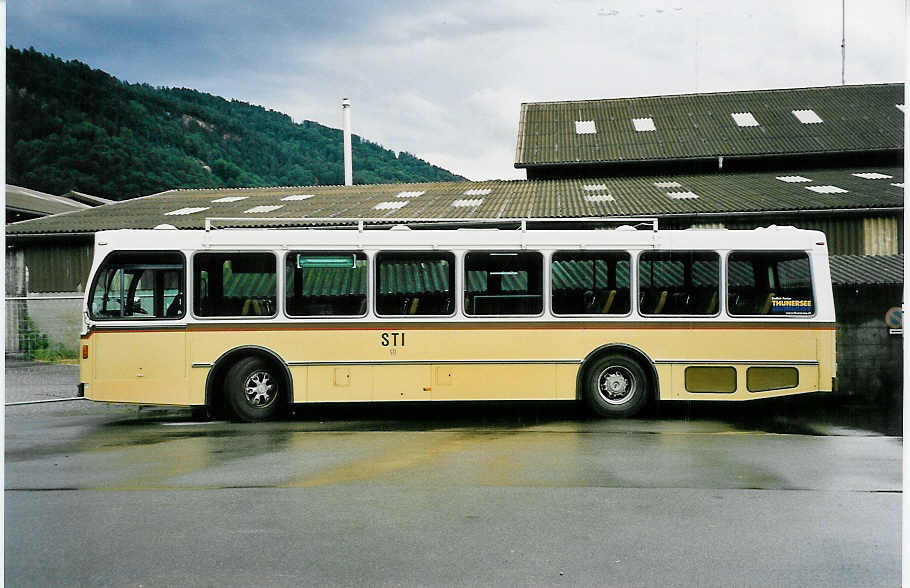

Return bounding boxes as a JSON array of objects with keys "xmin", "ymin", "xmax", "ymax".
[
  {"xmin": 897, "ymin": 105, "xmax": 906, "ymax": 113},
  {"xmin": 396, "ymin": 191, "xmax": 426, "ymax": 198},
  {"xmin": 653, "ymin": 181, "xmax": 682, "ymax": 188},
  {"xmin": 244, "ymin": 205, "xmax": 284, "ymax": 213},
  {"xmin": 575, "ymin": 120, "xmax": 596, "ymax": 134},
  {"xmin": 731, "ymin": 112, "xmax": 759, "ymax": 127},
  {"xmin": 632, "ymin": 117, "xmax": 656, "ymax": 132},
  {"xmin": 452, "ymin": 199, "xmax": 483, "ymax": 207},
  {"xmin": 165, "ymin": 207, "xmax": 210, "ymax": 216},
  {"xmin": 281, "ymin": 194, "xmax": 314, "ymax": 201},
  {"xmin": 792, "ymin": 109, "xmax": 823, "ymax": 124},
  {"xmin": 667, "ymin": 191, "xmax": 698, "ymax": 200},
  {"xmin": 891, "ymin": 183, "xmax": 904, "ymax": 188},
  {"xmin": 211, "ymin": 196, "xmax": 248, "ymax": 203},
  {"xmin": 805, "ymin": 185, "xmax": 848, "ymax": 194},
  {"xmin": 584, "ymin": 194, "xmax": 615, "ymax": 202},
  {"xmin": 852, "ymin": 172, "xmax": 893, "ymax": 180},
  {"xmin": 583, "ymin": 184, "xmax": 609, "ymax": 191},
  {"xmin": 463, "ymin": 188, "xmax": 492, "ymax": 196},
  {"xmin": 373, "ymin": 201, "xmax": 408, "ymax": 210},
  {"xmin": 776, "ymin": 176, "xmax": 812, "ymax": 183}
]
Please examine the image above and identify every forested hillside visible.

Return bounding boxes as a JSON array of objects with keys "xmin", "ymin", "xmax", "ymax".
[{"xmin": 6, "ymin": 47, "xmax": 463, "ymax": 200}]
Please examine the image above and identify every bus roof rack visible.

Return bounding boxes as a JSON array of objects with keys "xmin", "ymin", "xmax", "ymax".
[{"xmin": 202, "ymin": 217, "xmax": 659, "ymax": 232}]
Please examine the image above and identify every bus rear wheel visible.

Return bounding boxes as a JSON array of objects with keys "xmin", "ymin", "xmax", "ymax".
[
  {"xmin": 584, "ymin": 354, "xmax": 649, "ymax": 417},
  {"xmin": 225, "ymin": 356, "xmax": 283, "ymax": 422}
]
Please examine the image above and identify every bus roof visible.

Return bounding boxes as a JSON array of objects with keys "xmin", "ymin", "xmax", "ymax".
[{"xmin": 94, "ymin": 223, "xmax": 827, "ymax": 252}]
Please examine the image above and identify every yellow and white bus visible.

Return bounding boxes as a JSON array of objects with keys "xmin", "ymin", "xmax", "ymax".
[{"xmin": 79, "ymin": 218, "xmax": 835, "ymax": 421}]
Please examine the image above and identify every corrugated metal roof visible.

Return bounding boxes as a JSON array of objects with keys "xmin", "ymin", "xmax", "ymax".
[
  {"xmin": 378, "ymin": 262, "xmax": 451, "ymax": 295},
  {"xmin": 515, "ymin": 84, "xmax": 904, "ymax": 167},
  {"xmin": 6, "ymin": 167, "xmax": 903, "ymax": 236},
  {"xmin": 551, "ymin": 259, "xmax": 629, "ymax": 291},
  {"xmin": 6, "ymin": 184, "xmax": 92, "ymax": 216},
  {"xmin": 291, "ymin": 266, "xmax": 367, "ymax": 297},
  {"xmin": 63, "ymin": 191, "xmax": 115, "ymax": 207},
  {"xmin": 829, "ymin": 254, "xmax": 904, "ymax": 286}
]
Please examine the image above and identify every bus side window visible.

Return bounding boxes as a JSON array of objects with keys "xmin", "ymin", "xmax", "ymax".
[
  {"xmin": 375, "ymin": 252, "xmax": 455, "ymax": 316},
  {"xmin": 88, "ymin": 252, "xmax": 185, "ymax": 320},
  {"xmin": 465, "ymin": 251, "xmax": 543, "ymax": 316},
  {"xmin": 638, "ymin": 251, "xmax": 719, "ymax": 316},
  {"xmin": 551, "ymin": 251, "xmax": 631, "ymax": 315},
  {"xmin": 193, "ymin": 252, "xmax": 277, "ymax": 317},
  {"xmin": 728, "ymin": 251, "xmax": 813, "ymax": 316},
  {"xmin": 285, "ymin": 252, "xmax": 367, "ymax": 316}
]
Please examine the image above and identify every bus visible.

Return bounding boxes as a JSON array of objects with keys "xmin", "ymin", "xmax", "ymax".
[{"xmin": 78, "ymin": 218, "xmax": 836, "ymax": 421}]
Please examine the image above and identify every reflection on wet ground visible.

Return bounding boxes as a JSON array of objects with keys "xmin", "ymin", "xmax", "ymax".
[
  {"xmin": 62, "ymin": 389, "xmax": 903, "ymax": 442},
  {"xmin": 259, "ymin": 391, "xmax": 899, "ymax": 436},
  {"xmin": 7, "ymin": 403, "xmax": 901, "ymax": 495}
]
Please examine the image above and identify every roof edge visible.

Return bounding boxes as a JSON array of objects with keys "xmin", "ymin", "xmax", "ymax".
[
  {"xmin": 516, "ymin": 148, "xmax": 903, "ymax": 169},
  {"xmin": 518, "ymin": 82, "xmax": 905, "ymax": 108}
]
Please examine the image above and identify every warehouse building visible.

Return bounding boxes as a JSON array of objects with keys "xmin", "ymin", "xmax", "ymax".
[{"xmin": 512, "ymin": 82, "xmax": 904, "ymax": 405}]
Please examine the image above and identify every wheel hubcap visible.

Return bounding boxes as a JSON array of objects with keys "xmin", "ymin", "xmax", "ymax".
[
  {"xmin": 597, "ymin": 366, "xmax": 636, "ymax": 405},
  {"xmin": 243, "ymin": 371, "xmax": 276, "ymax": 408}
]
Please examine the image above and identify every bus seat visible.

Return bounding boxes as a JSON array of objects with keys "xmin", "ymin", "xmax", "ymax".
[
  {"xmin": 600, "ymin": 290, "xmax": 616, "ymax": 314},
  {"xmin": 408, "ymin": 297, "xmax": 420, "ymax": 314},
  {"xmin": 701, "ymin": 291, "xmax": 718, "ymax": 314},
  {"xmin": 759, "ymin": 292, "xmax": 775, "ymax": 314},
  {"xmin": 653, "ymin": 290, "xmax": 668, "ymax": 314},
  {"xmin": 359, "ymin": 298, "xmax": 367, "ymax": 315},
  {"xmin": 241, "ymin": 298, "xmax": 263, "ymax": 316}
]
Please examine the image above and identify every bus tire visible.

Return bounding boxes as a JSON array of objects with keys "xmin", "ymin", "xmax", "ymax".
[
  {"xmin": 584, "ymin": 354, "xmax": 649, "ymax": 418},
  {"xmin": 224, "ymin": 356, "xmax": 283, "ymax": 422}
]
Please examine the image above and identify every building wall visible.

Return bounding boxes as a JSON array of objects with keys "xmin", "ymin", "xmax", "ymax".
[
  {"xmin": 863, "ymin": 216, "xmax": 901, "ymax": 255},
  {"xmin": 833, "ymin": 284, "xmax": 903, "ymax": 415},
  {"xmin": 21, "ymin": 240, "xmax": 94, "ymax": 292},
  {"xmin": 668, "ymin": 213, "xmax": 902, "ymax": 256}
]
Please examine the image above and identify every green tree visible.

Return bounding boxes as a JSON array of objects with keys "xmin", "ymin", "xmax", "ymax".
[{"xmin": 6, "ymin": 46, "xmax": 464, "ymax": 199}]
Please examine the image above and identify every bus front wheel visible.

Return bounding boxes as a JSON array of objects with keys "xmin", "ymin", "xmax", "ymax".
[
  {"xmin": 225, "ymin": 356, "xmax": 283, "ymax": 422},
  {"xmin": 585, "ymin": 354, "xmax": 649, "ymax": 418}
]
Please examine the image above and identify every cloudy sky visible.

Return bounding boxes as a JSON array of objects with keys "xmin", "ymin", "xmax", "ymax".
[{"xmin": 7, "ymin": 1, "xmax": 905, "ymax": 180}]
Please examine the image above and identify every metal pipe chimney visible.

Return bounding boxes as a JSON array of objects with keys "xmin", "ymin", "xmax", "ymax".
[{"xmin": 342, "ymin": 98, "xmax": 353, "ymax": 186}]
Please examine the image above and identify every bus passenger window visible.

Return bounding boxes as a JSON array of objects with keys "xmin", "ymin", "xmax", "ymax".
[
  {"xmin": 88, "ymin": 251, "xmax": 185, "ymax": 320},
  {"xmin": 193, "ymin": 252, "xmax": 277, "ymax": 317},
  {"xmin": 728, "ymin": 252, "xmax": 813, "ymax": 316},
  {"xmin": 285, "ymin": 252, "xmax": 367, "ymax": 316},
  {"xmin": 638, "ymin": 251, "xmax": 719, "ymax": 315},
  {"xmin": 465, "ymin": 251, "xmax": 543, "ymax": 316},
  {"xmin": 551, "ymin": 251, "xmax": 631, "ymax": 315},
  {"xmin": 375, "ymin": 252, "xmax": 455, "ymax": 316}
]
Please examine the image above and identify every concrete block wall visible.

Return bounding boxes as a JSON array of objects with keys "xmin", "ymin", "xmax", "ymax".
[{"xmin": 833, "ymin": 285, "xmax": 903, "ymax": 408}]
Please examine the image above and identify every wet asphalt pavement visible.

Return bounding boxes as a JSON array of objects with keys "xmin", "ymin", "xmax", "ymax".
[{"xmin": 4, "ymin": 360, "xmax": 902, "ymax": 587}]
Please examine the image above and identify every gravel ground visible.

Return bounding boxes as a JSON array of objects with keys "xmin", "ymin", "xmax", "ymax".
[
  {"xmin": 4, "ymin": 358, "xmax": 176, "ymax": 418},
  {"xmin": 5, "ymin": 359, "xmax": 81, "ymax": 403}
]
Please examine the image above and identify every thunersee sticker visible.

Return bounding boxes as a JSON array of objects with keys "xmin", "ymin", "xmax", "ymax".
[{"xmin": 771, "ymin": 296, "xmax": 813, "ymax": 315}]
